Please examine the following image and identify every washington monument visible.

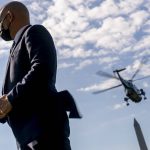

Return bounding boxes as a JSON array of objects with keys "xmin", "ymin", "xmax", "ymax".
[{"xmin": 134, "ymin": 118, "xmax": 148, "ymax": 150}]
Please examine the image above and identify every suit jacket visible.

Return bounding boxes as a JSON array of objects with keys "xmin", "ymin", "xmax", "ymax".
[{"xmin": 0, "ymin": 25, "xmax": 81, "ymax": 146}]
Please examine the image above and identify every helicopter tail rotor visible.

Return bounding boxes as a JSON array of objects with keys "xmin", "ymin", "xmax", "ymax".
[
  {"xmin": 96, "ymin": 70, "xmax": 119, "ymax": 80},
  {"xmin": 113, "ymin": 68, "xmax": 126, "ymax": 73}
]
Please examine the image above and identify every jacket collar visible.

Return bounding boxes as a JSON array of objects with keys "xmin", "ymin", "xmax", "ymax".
[
  {"xmin": 14, "ymin": 25, "xmax": 31, "ymax": 46},
  {"xmin": 10, "ymin": 25, "xmax": 31, "ymax": 56}
]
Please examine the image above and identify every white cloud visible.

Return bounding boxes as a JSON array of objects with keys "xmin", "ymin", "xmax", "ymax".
[
  {"xmin": 122, "ymin": 58, "xmax": 150, "ymax": 80},
  {"xmin": 1, "ymin": 0, "xmax": 150, "ymax": 74},
  {"xmin": 118, "ymin": 0, "xmax": 144, "ymax": 14},
  {"xmin": 79, "ymin": 78, "xmax": 121, "ymax": 92},
  {"xmin": 139, "ymin": 64, "xmax": 150, "ymax": 76},
  {"xmin": 133, "ymin": 36, "xmax": 150, "ymax": 52},
  {"xmin": 75, "ymin": 59, "xmax": 93, "ymax": 70},
  {"xmin": 58, "ymin": 48, "xmax": 94, "ymax": 59},
  {"xmin": 20, "ymin": 0, "xmax": 149, "ymax": 72},
  {"xmin": 87, "ymin": 0, "xmax": 144, "ymax": 20},
  {"xmin": 58, "ymin": 62, "xmax": 75, "ymax": 69},
  {"xmin": 126, "ymin": 59, "xmax": 142, "ymax": 73},
  {"xmin": 98, "ymin": 56, "xmax": 119, "ymax": 64},
  {"xmin": 87, "ymin": 0, "xmax": 119, "ymax": 20},
  {"xmin": 113, "ymin": 102, "xmax": 126, "ymax": 110}
]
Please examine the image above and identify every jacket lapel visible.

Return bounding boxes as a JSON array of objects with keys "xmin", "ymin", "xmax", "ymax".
[
  {"xmin": 2, "ymin": 43, "xmax": 16, "ymax": 95},
  {"xmin": 2, "ymin": 25, "xmax": 31, "ymax": 95},
  {"xmin": 10, "ymin": 25, "xmax": 31, "ymax": 57}
]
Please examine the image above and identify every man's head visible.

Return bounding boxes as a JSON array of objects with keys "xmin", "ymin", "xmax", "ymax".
[{"xmin": 0, "ymin": 1, "xmax": 30, "ymax": 41}]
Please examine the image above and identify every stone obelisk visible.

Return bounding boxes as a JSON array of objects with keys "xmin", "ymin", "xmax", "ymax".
[{"xmin": 134, "ymin": 118, "xmax": 148, "ymax": 150}]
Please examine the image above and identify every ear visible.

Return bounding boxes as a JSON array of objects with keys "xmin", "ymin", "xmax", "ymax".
[{"xmin": 7, "ymin": 11, "xmax": 14, "ymax": 22}]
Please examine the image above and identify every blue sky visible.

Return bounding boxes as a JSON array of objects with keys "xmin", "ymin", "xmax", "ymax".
[{"xmin": 0, "ymin": 0, "xmax": 150, "ymax": 150}]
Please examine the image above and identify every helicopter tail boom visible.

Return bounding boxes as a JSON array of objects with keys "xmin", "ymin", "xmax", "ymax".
[{"xmin": 113, "ymin": 68, "xmax": 126, "ymax": 73}]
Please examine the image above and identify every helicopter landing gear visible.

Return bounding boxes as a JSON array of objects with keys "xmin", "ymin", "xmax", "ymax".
[
  {"xmin": 140, "ymin": 89, "xmax": 147, "ymax": 100},
  {"xmin": 124, "ymin": 97, "xmax": 129, "ymax": 106}
]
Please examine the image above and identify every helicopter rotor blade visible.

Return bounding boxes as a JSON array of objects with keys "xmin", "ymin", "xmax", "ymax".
[
  {"xmin": 92, "ymin": 84, "xmax": 122, "ymax": 94},
  {"xmin": 96, "ymin": 70, "xmax": 119, "ymax": 80},
  {"xmin": 131, "ymin": 67, "xmax": 142, "ymax": 80},
  {"xmin": 131, "ymin": 57, "xmax": 149, "ymax": 80},
  {"xmin": 133, "ymin": 75, "xmax": 150, "ymax": 82}
]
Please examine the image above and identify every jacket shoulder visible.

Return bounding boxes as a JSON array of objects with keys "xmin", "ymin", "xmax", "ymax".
[{"xmin": 25, "ymin": 25, "xmax": 50, "ymax": 35}]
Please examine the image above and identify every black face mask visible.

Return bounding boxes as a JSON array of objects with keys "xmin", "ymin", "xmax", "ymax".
[{"xmin": 0, "ymin": 15, "xmax": 12, "ymax": 41}]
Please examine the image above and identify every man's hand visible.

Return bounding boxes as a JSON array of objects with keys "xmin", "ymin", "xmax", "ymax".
[{"xmin": 0, "ymin": 95, "xmax": 12, "ymax": 119}]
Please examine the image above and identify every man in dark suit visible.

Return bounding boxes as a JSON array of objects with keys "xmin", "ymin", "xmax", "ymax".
[{"xmin": 0, "ymin": 1, "xmax": 81, "ymax": 150}]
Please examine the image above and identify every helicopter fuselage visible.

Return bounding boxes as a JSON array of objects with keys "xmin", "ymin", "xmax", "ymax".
[
  {"xmin": 94, "ymin": 67, "xmax": 148, "ymax": 105},
  {"xmin": 115, "ymin": 71, "xmax": 142, "ymax": 103},
  {"xmin": 125, "ymin": 87, "xmax": 142, "ymax": 102}
]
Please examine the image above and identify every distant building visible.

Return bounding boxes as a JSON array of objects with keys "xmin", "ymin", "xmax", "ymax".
[{"xmin": 134, "ymin": 118, "xmax": 148, "ymax": 150}]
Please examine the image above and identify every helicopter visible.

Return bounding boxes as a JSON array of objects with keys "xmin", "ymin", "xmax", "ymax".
[{"xmin": 93, "ymin": 59, "xmax": 150, "ymax": 106}]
